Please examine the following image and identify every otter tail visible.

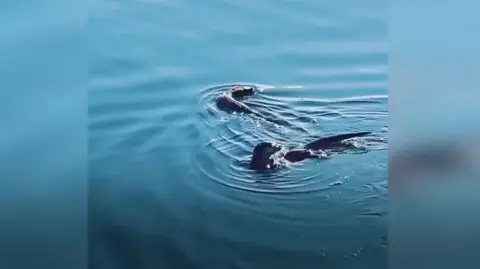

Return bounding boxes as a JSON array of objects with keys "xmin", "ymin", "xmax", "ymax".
[{"xmin": 303, "ymin": 131, "xmax": 371, "ymax": 150}]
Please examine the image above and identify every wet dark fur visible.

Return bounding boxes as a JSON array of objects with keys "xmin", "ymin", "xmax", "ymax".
[
  {"xmin": 215, "ymin": 85, "xmax": 293, "ymax": 126},
  {"xmin": 249, "ymin": 131, "xmax": 371, "ymax": 170},
  {"xmin": 215, "ymin": 86, "xmax": 257, "ymax": 114}
]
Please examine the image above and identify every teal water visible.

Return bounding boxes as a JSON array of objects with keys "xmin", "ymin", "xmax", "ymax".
[{"xmin": 90, "ymin": 0, "xmax": 387, "ymax": 268}]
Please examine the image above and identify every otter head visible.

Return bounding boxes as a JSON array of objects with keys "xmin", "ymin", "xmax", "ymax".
[{"xmin": 249, "ymin": 142, "xmax": 283, "ymax": 170}]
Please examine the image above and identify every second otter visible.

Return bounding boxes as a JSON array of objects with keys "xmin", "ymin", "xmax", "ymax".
[
  {"xmin": 215, "ymin": 85, "xmax": 293, "ymax": 127},
  {"xmin": 215, "ymin": 85, "xmax": 259, "ymax": 114}
]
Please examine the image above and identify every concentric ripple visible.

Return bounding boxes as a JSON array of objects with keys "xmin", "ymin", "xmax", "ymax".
[
  {"xmin": 89, "ymin": 0, "xmax": 389, "ymax": 267},
  {"xmin": 193, "ymin": 83, "xmax": 386, "ymax": 194}
]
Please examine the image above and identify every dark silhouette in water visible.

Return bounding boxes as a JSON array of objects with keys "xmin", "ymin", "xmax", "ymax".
[
  {"xmin": 249, "ymin": 131, "xmax": 371, "ymax": 170},
  {"xmin": 214, "ymin": 85, "xmax": 373, "ymax": 170},
  {"xmin": 215, "ymin": 85, "xmax": 293, "ymax": 127},
  {"xmin": 215, "ymin": 85, "xmax": 257, "ymax": 113}
]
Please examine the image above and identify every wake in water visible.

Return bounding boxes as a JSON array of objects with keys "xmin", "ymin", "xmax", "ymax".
[{"xmin": 194, "ymin": 83, "xmax": 385, "ymax": 193}]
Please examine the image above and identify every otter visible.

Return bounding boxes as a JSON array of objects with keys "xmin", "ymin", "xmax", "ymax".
[
  {"xmin": 215, "ymin": 85, "xmax": 258, "ymax": 114},
  {"xmin": 249, "ymin": 131, "xmax": 372, "ymax": 170},
  {"xmin": 215, "ymin": 85, "xmax": 292, "ymax": 127}
]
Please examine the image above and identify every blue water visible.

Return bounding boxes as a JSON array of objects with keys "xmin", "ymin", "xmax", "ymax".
[{"xmin": 90, "ymin": 0, "xmax": 387, "ymax": 268}]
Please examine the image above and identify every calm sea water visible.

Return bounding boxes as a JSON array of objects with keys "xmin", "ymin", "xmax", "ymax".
[{"xmin": 90, "ymin": 0, "xmax": 387, "ymax": 268}]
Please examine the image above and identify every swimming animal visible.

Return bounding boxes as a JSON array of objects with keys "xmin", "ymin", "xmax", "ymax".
[
  {"xmin": 215, "ymin": 85, "xmax": 292, "ymax": 126},
  {"xmin": 249, "ymin": 131, "xmax": 371, "ymax": 170},
  {"xmin": 215, "ymin": 85, "xmax": 257, "ymax": 113}
]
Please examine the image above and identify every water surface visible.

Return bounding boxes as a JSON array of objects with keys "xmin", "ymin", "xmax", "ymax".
[{"xmin": 90, "ymin": 0, "xmax": 387, "ymax": 268}]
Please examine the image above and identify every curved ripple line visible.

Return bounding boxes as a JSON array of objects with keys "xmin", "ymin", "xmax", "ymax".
[{"xmin": 193, "ymin": 83, "xmax": 380, "ymax": 194}]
